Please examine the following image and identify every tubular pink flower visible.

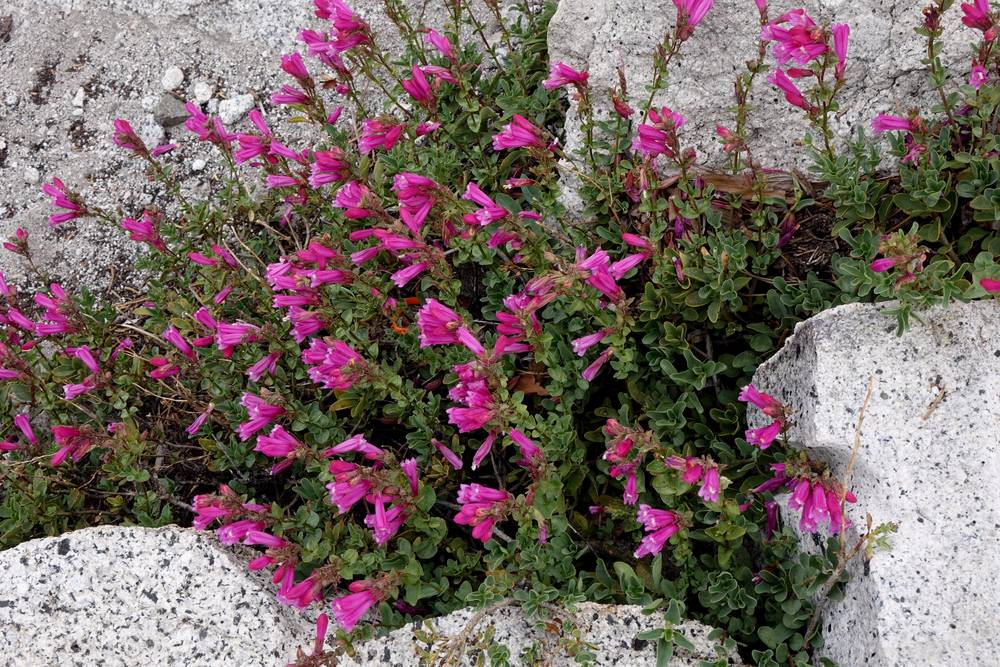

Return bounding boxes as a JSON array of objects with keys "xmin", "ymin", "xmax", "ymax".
[
  {"xmin": 309, "ymin": 148, "xmax": 350, "ymax": 188},
  {"xmin": 871, "ymin": 113, "xmax": 914, "ymax": 134},
  {"xmin": 393, "ymin": 172, "xmax": 439, "ymax": 234},
  {"xmin": 698, "ymin": 467, "xmax": 720, "ymax": 503},
  {"xmin": 42, "ymin": 178, "xmax": 87, "ymax": 226},
  {"xmin": 112, "ymin": 118, "xmax": 148, "ymax": 156},
  {"xmin": 281, "ymin": 52, "xmax": 311, "ymax": 82},
  {"xmin": 327, "ymin": 461, "xmax": 373, "ymax": 513},
  {"xmin": 760, "ymin": 9, "xmax": 827, "ymax": 65},
  {"xmin": 674, "ymin": 0, "xmax": 713, "ymax": 32},
  {"xmin": 324, "ymin": 434, "xmax": 384, "ymax": 460},
  {"xmin": 470, "ymin": 431, "xmax": 497, "ymax": 469},
  {"xmin": 63, "ymin": 378, "xmax": 96, "ymax": 400},
  {"xmin": 510, "ymin": 429, "xmax": 543, "ymax": 468},
  {"xmin": 331, "ymin": 584, "xmax": 380, "ymax": 632},
  {"xmin": 14, "ymin": 414, "xmax": 37, "ymax": 445},
  {"xmin": 746, "ymin": 420, "xmax": 782, "ymax": 448},
  {"xmin": 424, "ymin": 29, "xmax": 456, "ymax": 62},
  {"xmin": 236, "ymin": 393, "xmax": 285, "ymax": 441},
  {"xmin": 634, "ymin": 504, "xmax": 680, "ymax": 558},
  {"xmin": 334, "ymin": 181, "xmax": 375, "ymax": 219},
  {"xmin": 961, "ymin": 0, "xmax": 994, "ymax": 33},
  {"xmin": 401, "ymin": 65, "xmax": 434, "ymax": 105},
  {"xmin": 454, "ymin": 483, "xmax": 511, "ymax": 542},
  {"xmin": 416, "ymin": 299, "xmax": 463, "ymax": 347},
  {"xmin": 359, "ymin": 118, "xmax": 403, "ymax": 154},
  {"xmin": 572, "ymin": 330, "xmax": 608, "ymax": 356},
  {"xmin": 50, "ymin": 425, "xmax": 94, "ymax": 466},
  {"xmin": 186, "ymin": 405, "xmax": 214, "ymax": 436},
  {"xmin": 121, "ymin": 212, "xmax": 167, "ymax": 252},
  {"xmin": 462, "ymin": 182, "xmax": 509, "ymax": 226},
  {"xmin": 246, "ymin": 351, "xmax": 280, "ymax": 383},
  {"xmin": 980, "ymin": 277, "xmax": 1000, "ymax": 293},
  {"xmin": 971, "ymin": 61, "xmax": 989, "ymax": 89},
  {"xmin": 215, "ymin": 322, "xmax": 260, "ymax": 356},
  {"xmin": 302, "ymin": 338, "xmax": 367, "ymax": 389},
  {"xmin": 543, "ymin": 62, "xmax": 589, "ymax": 90},
  {"xmin": 832, "ymin": 24, "xmax": 849, "ymax": 79},
  {"xmin": 163, "ymin": 326, "xmax": 196, "ymax": 361},
  {"xmin": 492, "ymin": 114, "xmax": 545, "ymax": 151},
  {"xmin": 870, "ymin": 257, "xmax": 900, "ymax": 272},
  {"xmin": 66, "ymin": 345, "xmax": 100, "ymax": 374},
  {"xmin": 582, "ymin": 347, "xmax": 614, "ymax": 382},
  {"xmin": 768, "ymin": 69, "xmax": 812, "ymax": 112},
  {"xmin": 433, "ymin": 439, "xmax": 463, "ymax": 469}
]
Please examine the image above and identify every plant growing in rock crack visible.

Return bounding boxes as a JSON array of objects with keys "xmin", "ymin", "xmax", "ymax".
[{"xmin": 1, "ymin": 0, "xmax": 999, "ymax": 665}]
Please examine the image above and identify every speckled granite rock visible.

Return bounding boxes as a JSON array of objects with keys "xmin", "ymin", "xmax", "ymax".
[
  {"xmin": 341, "ymin": 601, "xmax": 742, "ymax": 666},
  {"xmin": 547, "ymin": 0, "xmax": 966, "ymax": 216},
  {"xmin": 0, "ymin": 525, "xmax": 314, "ymax": 667},
  {"xmin": 749, "ymin": 300, "xmax": 1000, "ymax": 666}
]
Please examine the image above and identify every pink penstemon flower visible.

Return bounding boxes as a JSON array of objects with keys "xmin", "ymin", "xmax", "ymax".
[
  {"xmin": 970, "ymin": 61, "xmax": 988, "ymax": 89},
  {"xmin": 186, "ymin": 404, "xmax": 214, "ymax": 436},
  {"xmin": 14, "ymin": 413, "xmax": 38, "ymax": 446},
  {"xmin": 433, "ymin": 438, "xmax": 463, "ymax": 470},
  {"xmin": 255, "ymin": 424, "xmax": 305, "ymax": 474},
  {"xmin": 247, "ymin": 351, "xmax": 281, "ymax": 383},
  {"xmin": 542, "ymin": 61, "xmax": 589, "ymax": 90},
  {"xmin": 323, "ymin": 458, "xmax": 369, "ymax": 512},
  {"xmin": 832, "ymin": 23, "xmax": 849, "ymax": 80},
  {"xmin": 331, "ymin": 580, "xmax": 382, "ymax": 632},
  {"xmin": 454, "ymin": 483, "xmax": 512, "ymax": 543},
  {"xmin": 416, "ymin": 299, "xmax": 475, "ymax": 349},
  {"xmin": 302, "ymin": 338, "xmax": 368, "ymax": 389},
  {"xmin": 324, "ymin": 434, "xmax": 384, "ymax": 461},
  {"xmin": 768, "ymin": 69, "xmax": 814, "ymax": 114},
  {"xmin": 334, "ymin": 181, "xmax": 377, "ymax": 219},
  {"xmin": 634, "ymin": 504, "xmax": 682, "ymax": 558},
  {"xmin": 42, "ymin": 178, "xmax": 88, "ymax": 226},
  {"xmin": 738, "ymin": 383, "xmax": 787, "ymax": 448},
  {"xmin": 424, "ymin": 28, "xmax": 457, "ymax": 62},
  {"xmin": 492, "ymin": 115, "xmax": 546, "ymax": 152},
  {"xmin": 309, "ymin": 147, "xmax": 350, "ymax": 188},
  {"xmin": 50, "ymin": 425, "xmax": 96, "ymax": 466},
  {"xmin": 462, "ymin": 182, "xmax": 509, "ymax": 226},
  {"xmin": 359, "ymin": 117, "xmax": 404, "ymax": 154},
  {"xmin": 673, "ymin": 0, "xmax": 714, "ymax": 39},
  {"xmin": 666, "ymin": 455, "xmax": 721, "ymax": 503},
  {"xmin": 633, "ymin": 106, "xmax": 685, "ymax": 158},
  {"xmin": 3, "ymin": 227, "xmax": 30, "ymax": 257},
  {"xmin": 121, "ymin": 210, "xmax": 168, "ymax": 253},
  {"xmin": 236, "ymin": 392, "xmax": 286, "ymax": 441},
  {"xmin": 870, "ymin": 113, "xmax": 917, "ymax": 134},
  {"xmin": 393, "ymin": 172, "xmax": 440, "ymax": 234},
  {"xmin": 961, "ymin": 0, "xmax": 996, "ymax": 39},
  {"xmin": 760, "ymin": 9, "xmax": 827, "ymax": 65},
  {"xmin": 215, "ymin": 321, "xmax": 261, "ymax": 357},
  {"xmin": 981, "ymin": 276, "xmax": 1000, "ymax": 293},
  {"xmin": 184, "ymin": 102, "xmax": 236, "ymax": 150}
]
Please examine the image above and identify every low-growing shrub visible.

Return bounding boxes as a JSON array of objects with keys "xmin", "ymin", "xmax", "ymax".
[{"xmin": 2, "ymin": 0, "xmax": 998, "ymax": 664}]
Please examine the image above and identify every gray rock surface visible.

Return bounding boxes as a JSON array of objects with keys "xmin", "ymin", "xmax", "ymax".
[
  {"xmin": 0, "ymin": 524, "xmax": 315, "ymax": 667},
  {"xmin": 0, "ymin": 0, "xmax": 509, "ymax": 297},
  {"xmin": 548, "ymin": 0, "xmax": 967, "ymax": 213},
  {"xmin": 343, "ymin": 601, "xmax": 742, "ymax": 666},
  {"xmin": 749, "ymin": 300, "xmax": 1000, "ymax": 666}
]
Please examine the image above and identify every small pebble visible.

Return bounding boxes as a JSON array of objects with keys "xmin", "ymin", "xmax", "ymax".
[
  {"xmin": 191, "ymin": 159, "xmax": 206, "ymax": 172},
  {"xmin": 193, "ymin": 81, "xmax": 214, "ymax": 103},
  {"xmin": 23, "ymin": 167, "xmax": 40, "ymax": 185},
  {"xmin": 72, "ymin": 87, "xmax": 85, "ymax": 108},
  {"xmin": 217, "ymin": 94, "xmax": 254, "ymax": 125},
  {"xmin": 161, "ymin": 66, "xmax": 184, "ymax": 91}
]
